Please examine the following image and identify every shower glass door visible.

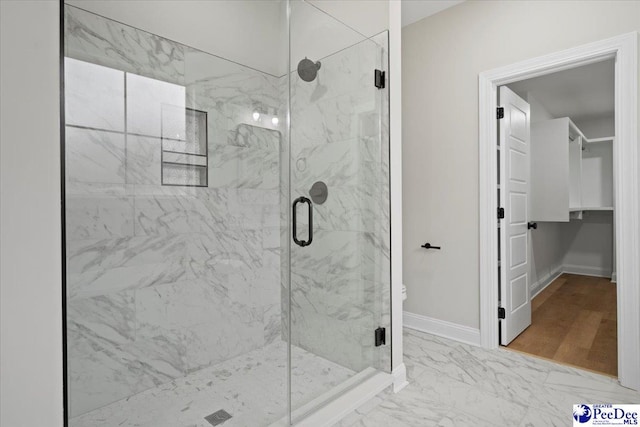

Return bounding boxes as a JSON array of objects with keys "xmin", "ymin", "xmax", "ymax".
[
  {"xmin": 63, "ymin": 1, "xmax": 389, "ymax": 425},
  {"xmin": 287, "ymin": 1, "xmax": 391, "ymax": 421},
  {"xmin": 63, "ymin": 3, "xmax": 290, "ymax": 426}
]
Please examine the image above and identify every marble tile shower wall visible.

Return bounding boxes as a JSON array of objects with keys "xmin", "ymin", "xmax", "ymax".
[
  {"xmin": 64, "ymin": 6, "xmax": 283, "ymax": 417},
  {"xmin": 288, "ymin": 36, "xmax": 391, "ymax": 374}
]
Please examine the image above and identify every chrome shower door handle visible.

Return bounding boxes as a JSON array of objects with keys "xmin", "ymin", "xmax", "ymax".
[{"xmin": 292, "ymin": 196, "xmax": 313, "ymax": 247}]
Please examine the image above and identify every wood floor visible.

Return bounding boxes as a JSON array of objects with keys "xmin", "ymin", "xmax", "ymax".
[{"xmin": 506, "ymin": 273, "xmax": 617, "ymax": 377}]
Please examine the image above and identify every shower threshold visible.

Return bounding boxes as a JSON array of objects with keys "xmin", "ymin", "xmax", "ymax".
[
  {"xmin": 269, "ymin": 367, "xmax": 392, "ymax": 427},
  {"xmin": 69, "ymin": 340, "xmax": 355, "ymax": 427}
]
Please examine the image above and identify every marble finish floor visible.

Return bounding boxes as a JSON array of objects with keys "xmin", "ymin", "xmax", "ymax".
[
  {"xmin": 344, "ymin": 329, "xmax": 640, "ymax": 427},
  {"xmin": 70, "ymin": 340, "xmax": 354, "ymax": 427},
  {"xmin": 70, "ymin": 328, "xmax": 640, "ymax": 427}
]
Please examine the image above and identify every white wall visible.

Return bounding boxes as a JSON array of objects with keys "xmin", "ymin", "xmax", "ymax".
[
  {"xmin": 402, "ymin": 0, "xmax": 640, "ymax": 329},
  {"xmin": 308, "ymin": 0, "xmax": 389, "ymax": 37},
  {"xmin": 529, "ymin": 222, "xmax": 564, "ymax": 293},
  {"xmin": 574, "ymin": 114, "xmax": 615, "ymax": 139},
  {"xmin": 527, "ymin": 93, "xmax": 555, "ymax": 123},
  {"xmin": 562, "ymin": 212, "xmax": 614, "ymax": 277},
  {"xmin": 0, "ymin": 1, "xmax": 63, "ymax": 426}
]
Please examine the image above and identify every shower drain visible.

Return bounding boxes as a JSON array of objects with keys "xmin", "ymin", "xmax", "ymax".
[{"xmin": 204, "ymin": 409, "xmax": 232, "ymax": 426}]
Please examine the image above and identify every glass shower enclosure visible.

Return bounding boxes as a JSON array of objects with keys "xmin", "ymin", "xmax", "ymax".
[{"xmin": 62, "ymin": 1, "xmax": 390, "ymax": 425}]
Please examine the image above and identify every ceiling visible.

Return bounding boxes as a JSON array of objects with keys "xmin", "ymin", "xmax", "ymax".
[
  {"xmin": 402, "ymin": 0, "xmax": 465, "ymax": 27},
  {"xmin": 508, "ymin": 59, "xmax": 615, "ymax": 123}
]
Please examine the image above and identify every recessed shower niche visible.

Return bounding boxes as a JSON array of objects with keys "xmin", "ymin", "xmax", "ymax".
[
  {"xmin": 161, "ymin": 107, "xmax": 208, "ymax": 187},
  {"xmin": 62, "ymin": 1, "xmax": 391, "ymax": 425}
]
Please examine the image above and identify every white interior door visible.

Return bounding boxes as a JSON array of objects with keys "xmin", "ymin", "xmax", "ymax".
[{"xmin": 499, "ymin": 86, "xmax": 531, "ymax": 345}]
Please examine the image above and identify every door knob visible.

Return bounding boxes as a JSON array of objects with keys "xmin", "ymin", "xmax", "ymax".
[{"xmin": 527, "ymin": 222, "xmax": 538, "ymax": 230}]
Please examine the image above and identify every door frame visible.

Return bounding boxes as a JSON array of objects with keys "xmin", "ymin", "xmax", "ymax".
[{"xmin": 478, "ymin": 32, "xmax": 639, "ymax": 390}]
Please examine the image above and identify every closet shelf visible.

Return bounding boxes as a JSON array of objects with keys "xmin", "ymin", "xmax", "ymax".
[
  {"xmin": 584, "ymin": 136, "xmax": 614, "ymax": 144},
  {"xmin": 569, "ymin": 207, "xmax": 614, "ymax": 212},
  {"xmin": 162, "ymin": 150, "xmax": 207, "ymax": 167},
  {"xmin": 568, "ymin": 120, "xmax": 614, "ymax": 143},
  {"xmin": 531, "ymin": 118, "xmax": 614, "ymax": 222}
]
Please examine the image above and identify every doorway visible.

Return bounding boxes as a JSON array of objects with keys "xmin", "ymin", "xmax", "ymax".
[
  {"xmin": 478, "ymin": 32, "xmax": 639, "ymax": 390},
  {"xmin": 496, "ymin": 60, "xmax": 617, "ymax": 377}
]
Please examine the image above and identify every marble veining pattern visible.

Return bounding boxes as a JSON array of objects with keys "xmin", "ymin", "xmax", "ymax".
[
  {"xmin": 344, "ymin": 329, "xmax": 640, "ymax": 427},
  {"xmin": 69, "ymin": 340, "xmax": 355, "ymax": 427},
  {"xmin": 288, "ymin": 32, "xmax": 391, "ymax": 375},
  {"xmin": 65, "ymin": 127, "xmax": 126, "ymax": 184},
  {"xmin": 70, "ymin": 327, "xmax": 640, "ymax": 426},
  {"xmin": 66, "ymin": 194, "xmax": 134, "ymax": 240},
  {"xmin": 65, "ymin": 3, "xmax": 393, "ymax": 422},
  {"xmin": 65, "ymin": 6, "xmax": 186, "ymax": 85},
  {"xmin": 65, "ymin": 5, "xmax": 284, "ymax": 417}
]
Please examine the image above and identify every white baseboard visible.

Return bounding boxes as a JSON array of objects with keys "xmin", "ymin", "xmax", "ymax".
[
  {"xmin": 611, "ymin": 272, "xmax": 617, "ymax": 283},
  {"xmin": 403, "ymin": 311, "xmax": 481, "ymax": 347},
  {"xmin": 530, "ymin": 265, "xmax": 563, "ymax": 299},
  {"xmin": 562, "ymin": 264, "xmax": 612, "ymax": 278},
  {"xmin": 531, "ymin": 265, "xmax": 614, "ymax": 299}
]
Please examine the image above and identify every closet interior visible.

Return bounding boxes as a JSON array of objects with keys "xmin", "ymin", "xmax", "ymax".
[{"xmin": 503, "ymin": 59, "xmax": 617, "ymax": 376}]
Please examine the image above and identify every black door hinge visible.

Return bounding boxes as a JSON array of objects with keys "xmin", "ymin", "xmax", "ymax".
[
  {"xmin": 497, "ymin": 107, "xmax": 504, "ymax": 119},
  {"xmin": 374, "ymin": 327, "xmax": 386, "ymax": 346},
  {"xmin": 374, "ymin": 69, "xmax": 385, "ymax": 89},
  {"xmin": 497, "ymin": 207, "xmax": 505, "ymax": 219},
  {"xmin": 498, "ymin": 307, "xmax": 506, "ymax": 319}
]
